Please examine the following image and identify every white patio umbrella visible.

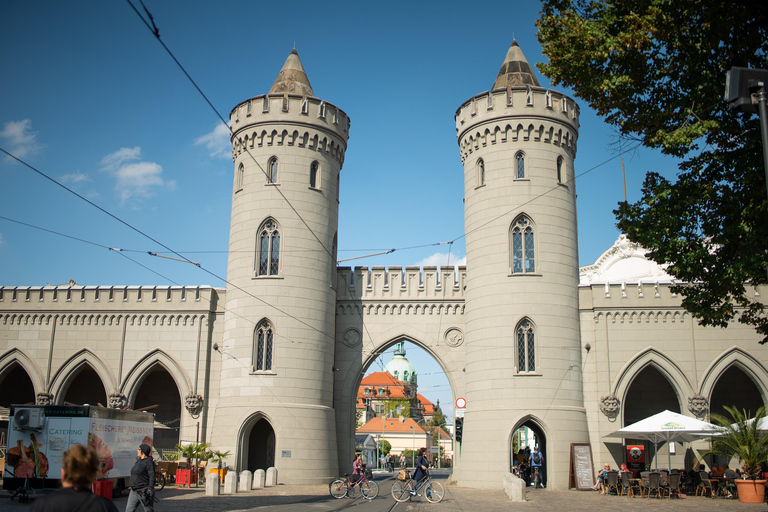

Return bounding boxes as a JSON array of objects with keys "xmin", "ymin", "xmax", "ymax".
[{"xmin": 605, "ymin": 410, "xmax": 720, "ymax": 470}]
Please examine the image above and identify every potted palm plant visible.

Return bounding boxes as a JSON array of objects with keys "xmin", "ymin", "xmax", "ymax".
[
  {"xmin": 174, "ymin": 442, "xmax": 210, "ymax": 486},
  {"xmin": 701, "ymin": 405, "xmax": 768, "ymax": 503},
  {"xmin": 207, "ymin": 449, "xmax": 232, "ymax": 484}
]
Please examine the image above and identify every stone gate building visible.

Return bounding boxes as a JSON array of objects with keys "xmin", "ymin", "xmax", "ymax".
[{"xmin": 2, "ymin": 42, "xmax": 766, "ymax": 490}]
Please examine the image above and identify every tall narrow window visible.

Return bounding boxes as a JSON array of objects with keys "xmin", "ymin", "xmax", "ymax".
[
  {"xmin": 235, "ymin": 163, "xmax": 244, "ymax": 191},
  {"xmin": 511, "ymin": 216, "xmax": 535, "ymax": 274},
  {"xmin": 476, "ymin": 158, "xmax": 485, "ymax": 187},
  {"xmin": 310, "ymin": 161, "xmax": 319, "ymax": 188},
  {"xmin": 257, "ymin": 218, "xmax": 280, "ymax": 276},
  {"xmin": 516, "ymin": 319, "xmax": 535, "ymax": 372},
  {"xmin": 516, "ymin": 152, "xmax": 525, "ymax": 179},
  {"xmin": 268, "ymin": 157, "xmax": 278, "ymax": 183},
  {"xmin": 556, "ymin": 156, "xmax": 564, "ymax": 183},
  {"xmin": 253, "ymin": 319, "xmax": 274, "ymax": 371}
]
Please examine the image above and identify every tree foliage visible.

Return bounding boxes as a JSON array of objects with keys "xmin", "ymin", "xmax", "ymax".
[
  {"xmin": 378, "ymin": 439, "xmax": 392, "ymax": 456},
  {"xmin": 429, "ymin": 405, "xmax": 447, "ymax": 429},
  {"xmin": 537, "ymin": 0, "xmax": 768, "ymax": 342},
  {"xmin": 701, "ymin": 406, "xmax": 768, "ymax": 480}
]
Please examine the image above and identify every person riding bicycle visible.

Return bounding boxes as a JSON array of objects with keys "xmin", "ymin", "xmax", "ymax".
[
  {"xmin": 412, "ymin": 447, "xmax": 429, "ymax": 484},
  {"xmin": 350, "ymin": 454, "xmax": 364, "ymax": 487}
]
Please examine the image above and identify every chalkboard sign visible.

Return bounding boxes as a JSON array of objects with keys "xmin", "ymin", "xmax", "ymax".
[{"xmin": 569, "ymin": 443, "xmax": 595, "ymax": 490}]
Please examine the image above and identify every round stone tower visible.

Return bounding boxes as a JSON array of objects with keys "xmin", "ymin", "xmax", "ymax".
[
  {"xmin": 212, "ymin": 49, "xmax": 349, "ymax": 484},
  {"xmin": 454, "ymin": 41, "xmax": 589, "ymax": 489}
]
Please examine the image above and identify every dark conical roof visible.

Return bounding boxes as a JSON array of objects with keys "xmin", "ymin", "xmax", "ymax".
[
  {"xmin": 492, "ymin": 40, "xmax": 540, "ymax": 89},
  {"xmin": 269, "ymin": 49, "xmax": 314, "ymax": 96}
]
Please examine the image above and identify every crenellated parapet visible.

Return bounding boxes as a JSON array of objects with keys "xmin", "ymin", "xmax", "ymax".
[
  {"xmin": 336, "ymin": 265, "xmax": 466, "ymax": 302},
  {"xmin": 0, "ymin": 285, "xmax": 222, "ymax": 313},
  {"xmin": 455, "ymin": 87, "xmax": 579, "ymax": 163},
  {"xmin": 230, "ymin": 94, "xmax": 350, "ymax": 166}
]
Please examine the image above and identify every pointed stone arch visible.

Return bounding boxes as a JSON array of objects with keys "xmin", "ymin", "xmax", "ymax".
[
  {"xmin": 699, "ymin": 347, "xmax": 768, "ymax": 411},
  {"xmin": 508, "ymin": 414, "xmax": 549, "ymax": 474},
  {"xmin": 0, "ymin": 348, "xmax": 45, "ymax": 398},
  {"xmin": 49, "ymin": 348, "xmax": 116, "ymax": 403},
  {"xmin": 613, "ymin": 347, "xmax": 692, "ymax": 426},
  {"xmin": 236, "ymin": 411, "xmax": 277, "ymax": 472},
  {"xmin": 120, "ymin": 349, "xmax": 192, "ymax": 403}
]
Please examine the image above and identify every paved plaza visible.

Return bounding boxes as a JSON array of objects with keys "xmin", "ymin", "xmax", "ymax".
[{"xmin": 2, "ymin": 472, "xmax": 766, "ymax": 512}]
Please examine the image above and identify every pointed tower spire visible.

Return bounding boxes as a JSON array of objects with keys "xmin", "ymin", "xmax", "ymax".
[
  {"xmin": 492, "ymin": 40, "xmax": 540, "ymax": 90},
  {"xmin": 269, "ymin": 48, "xmax": 314, "ymax": 96}
]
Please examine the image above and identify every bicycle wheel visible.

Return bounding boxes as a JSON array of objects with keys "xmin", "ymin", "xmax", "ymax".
[
  {"xmin": 329, "ymin": 479, "xmax": 348, "ymax": 499},
  {"xmin": 360, "ymin": 480, "xmax": 379, "ymax": 499},
  {"xmin": 391, "ymin": 479, "xmax": 413, "ymax": 502},
  {"xmin": 425, "ymin": 481, "xmax": 444, "ymax": 503},
  {"xmin": 154, "ymin": 473, "xmax": 166, "ymax": 490}
]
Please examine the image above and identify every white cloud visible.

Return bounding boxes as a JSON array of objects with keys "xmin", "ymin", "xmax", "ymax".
[
  {"xmin": 60, "ymin": 171, "xmax": 90, "ymax": 184},
  {"xmin": 1, "ymin": 119, "xmax": 43, "ymax": 161},
  {"xmin": 100, "ymin": 146, "xmax": 141, "ymax": 171},
  {"xmin": 195, "ymin": 124, "xmax": 231, "ymax": 159},
  {"xmin": 100, "ymin": 147, "xmax": 174, "ymax": 203},
  {"xmin": 414, "ymin": 252, "xmax": 466, "ymax": 268}
]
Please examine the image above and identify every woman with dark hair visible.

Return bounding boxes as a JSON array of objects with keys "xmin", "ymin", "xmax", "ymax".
[
  {"xmin": 412, "ymin": 447, "xmax": 429, "ymax": 483},
  {"xmin": 32, "ymin": 444, "xmax": 118, "ymax": 512},
  {"xmin": 125, "ymin": 444, "xmax": 155, "ymax": 512}
]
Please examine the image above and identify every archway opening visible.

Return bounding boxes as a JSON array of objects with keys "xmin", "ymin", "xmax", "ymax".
[
  {"xmin": 0, "ymin": 363, "xmax": 36, "ymax": 407},
  {"xmin": 510, "ymin": 420, "xmax": 547, "ymax": 488},
  {"xmin": 354, "ymin": 340, "xmax": 454, "ymax": 470},
  {"xmin": 710, "ymin": 366, "xmax": 765, "ymax": 419},
  {"xmin": 63, "ymin": 364, "xmax": 107, "ymax": 406},
  {"xmin": 134, "ymin": 365, "xmax": 181, "ymax": 452},
  {"xmin": 246, "ymin": 417, "xmax": 276, "ymax": 471},
  {"xmin": 623, "ymin": 365, "xmax": 680, "ymax": 426},
  {"xmin": 623, "ymin": 365, "xmax": 680, "ymax": 470}
]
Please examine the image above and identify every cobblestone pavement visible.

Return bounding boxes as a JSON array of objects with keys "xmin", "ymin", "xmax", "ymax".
[{"xmin": 2, "ymin": 473, "xmax": 766, "ymax": 512}]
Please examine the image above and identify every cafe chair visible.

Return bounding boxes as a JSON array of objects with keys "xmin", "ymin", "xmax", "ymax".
[
  {"xmin": 666, "ymin": 472, "xmax": 682, "ymax": 499},
  {"xmin": 606, "ymin": 471, "xmax": 620, "ymax": 495},
  {"xmin": 646, "ymin": 472, "xmax": 663, "ymax": 499},
  {"xmin": 696, "ymin": 471, "xmax": 715, "ymax": 498}
]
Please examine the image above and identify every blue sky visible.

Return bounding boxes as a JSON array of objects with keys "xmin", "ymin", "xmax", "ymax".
[{"xmin": 0, "ymin": 1, "xmax": 681, "ymax": 420}]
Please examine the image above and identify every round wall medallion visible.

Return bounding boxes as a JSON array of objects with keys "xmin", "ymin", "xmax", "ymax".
[
  {"xmin": 342, "ymin": 328, "xmax": 362, "ymax": 347},
  {"xmin": 444, "ymin": 327, "xmax": 464, "ymax": 347}
]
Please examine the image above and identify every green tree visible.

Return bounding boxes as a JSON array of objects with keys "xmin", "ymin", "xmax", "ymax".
[
  {"xmin": 537, "ymin": 1, "xmax": 768, "ymax": 343},
  {"xmin": 429, "ymin": 406, "xmax": 447, "ymax": 429},
  {"xmin": 385, "ymin": 399, "xmax": 411, "ymax": 418},
  {"xmin": 207, "ymin": 449, "xmax": 232, "ymax": 471},
  {"xmin": 356, "ymin": 409, "xmax": 363, "ymax": 428},
  {"xmin": 174, "ymin": 442, "xmax": 210, "ymax": 467},
  {"xmin": 378, "ymin": 439, "xmax": 391, "ymax": 456}
]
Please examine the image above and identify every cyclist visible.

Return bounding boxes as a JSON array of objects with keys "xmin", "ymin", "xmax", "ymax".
[
  {"xmin": 410, "ymin": 447, "xmax": 429, "ymax": 494},
  {"xmin": 350, "ymin": 453, "xmax": 364, "ymax": 487}
]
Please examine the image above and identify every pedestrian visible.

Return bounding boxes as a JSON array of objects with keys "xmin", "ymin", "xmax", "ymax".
[
  {"xmin": 412, "ymin": 447, "xmax": 429, "ymax": 484},
  {"xmin": 399, "ymin": 453, "xmax": 406, "ymax": 469},
  {"xmin": 32, "ymin": 444, "xmax": 118, "ymax": 512},
  {"xmin": 529, "ymin": 445, "xmax": 544, "ymax": 488},
  {"xmin": 125, "ymin": 444, "xmax": 155, "ymax": 512}
]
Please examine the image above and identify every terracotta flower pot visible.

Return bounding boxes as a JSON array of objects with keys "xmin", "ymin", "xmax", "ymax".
[{"xmin": 734, "ymin": 479, "xmax": 766, "ymax": 503}]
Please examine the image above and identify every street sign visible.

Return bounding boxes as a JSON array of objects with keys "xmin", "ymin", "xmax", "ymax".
[
  {"xmin": 430, "ymin": 446, "xmax": 439, "ymax": 454},
  {"xmin": 455, "ymin": 397, "xmax": 466, "ymax": 409},
  {"xmin": 455, "ymin": 408, "xmax": 465, "ymax": 418}
]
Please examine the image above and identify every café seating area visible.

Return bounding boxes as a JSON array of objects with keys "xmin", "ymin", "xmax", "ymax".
[{"xmin": 598, "ymin": 469, "xmax": 740, "ymax": 500}]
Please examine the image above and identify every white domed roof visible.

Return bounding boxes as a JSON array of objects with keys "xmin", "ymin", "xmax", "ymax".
[{"xmin": 385, "ymin": 342, "xmax": 417, "ymax": 384}]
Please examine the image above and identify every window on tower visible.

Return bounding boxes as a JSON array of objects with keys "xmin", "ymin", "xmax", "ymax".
[
  {"xmin": 515, "ymin": 152, "xmax": 526, "ymax": 179},
  {"xmin": 252, "ymin": 318, "xmax": 275, "ymax": 372},
  {"xmin": 510, "ymin": 215, "xmax": 535, "ymax": 274},
  {"xmin": 268, "ymin": 157, "xmax": 278, "ymax": 183},
  {"xmin": 310, "ymin": 161, "xmax": 319, "ymax": 189},
  {"xmin": 516, "ymin": 318, "xmax": 536, "ymax": 373},
  {"xmin": 476, "ymin": 158, "xmax": 485, "ymax": 187},
  {"xmin": 256, "ymin": 218, "xmax": 281, "ymax": 277},
  {"xmin": 557, "ymin": 156, "xmax": 564, "ymax": 184},
  {"xmin": 235, "ymin": 163, "xmax": 244, "ymax": 192}
]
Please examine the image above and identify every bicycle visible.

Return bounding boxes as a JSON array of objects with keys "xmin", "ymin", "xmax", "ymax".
[
  {"xmin": 329, "ymin": 472, "xmax": 379, "ymax": 500},
  {"xmin": 391, "ymin": 470, "xmax": 444, "ymax": 503},
  {"xmin": 154, "ymin": 467, "xmax": 166, "ymax": 490}
]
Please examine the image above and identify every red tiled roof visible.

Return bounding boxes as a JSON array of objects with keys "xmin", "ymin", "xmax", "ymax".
[
  {"xmin": 357, "ymin": 417, "xmax": 426, "ymax": 434},
  {"xmin": 361, "ymin": 372, "xmax": 404, "ymax": 386}
]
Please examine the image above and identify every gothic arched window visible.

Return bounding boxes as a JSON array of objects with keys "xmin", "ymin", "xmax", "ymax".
[
  {"xmin": 510, "ymin": 215, "xmax": 535, "ymax": 274},
  {"xmin": 268, "ymin": 156, "xmax": 278, "ymax": 183},
  {"xmin": 257, "ymin": 218, "xmax": 281, "ymax": 276},
  {"xmin": 310, "ymin": 161, "xmax": 319, "ymax": 188},
  {"xmin": 253, "ymin": 319, "xmax": 274, "ymax": 371},
  {"xmin": 557, "ymin": 156, "xmax": 564, "ymax": 183},
  {"xmin": 476, "ymin": 158, "xmax": 485, "ymax": 187},
  {"xmin": 515, "ymin": 152, "xmax": 526, "ymax": 179},
  {"xmin": 235, "ymin": 163, "xmax": 244, "ymax": 192},
  {"xmin": 516, "ymin": 319, "xmax": 536, "ymax": 373}
]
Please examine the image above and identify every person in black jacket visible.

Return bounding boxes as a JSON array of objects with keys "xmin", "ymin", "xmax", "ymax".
[
  {"xmin": 125, "ymin": 444, "xmax": 155, "ymax": 512},
  {"xmin": 32, "ymin": 444, "xmax": 118, "ymax": 512}
]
